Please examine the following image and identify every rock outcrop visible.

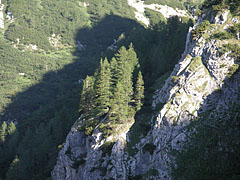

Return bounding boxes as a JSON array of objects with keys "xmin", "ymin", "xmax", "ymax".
[
  {"xmin": 52, "ymin": 10, "xmax": 240, "ymax": 180},
  {"xmin": 0, "ymin": 0, "xmax": 4, "ymax": 29}
]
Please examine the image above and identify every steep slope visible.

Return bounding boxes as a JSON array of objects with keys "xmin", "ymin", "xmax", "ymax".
[
  {"xmin": 52, "ymin": 5, "xmax": 240, "ymax": 180},
  {"xmin": 127, "ymin": 0, "xmax": 190, "ymax": 26}
]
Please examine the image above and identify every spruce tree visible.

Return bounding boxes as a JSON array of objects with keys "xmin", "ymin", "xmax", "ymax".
[
  {"xmin": 110, "ymin": 57, "xmax": 118, "ymax": 88},
  {"xmin": 7, "ymin": 122, "xmax": 16, "ymax": 136},
  {"xmin": 0, "ymin": 122, "xmax": 7, "ymax": 143},
  {"xmin": 6, "ymin": 156, "xmax": 20, "ymax": 180},
  {"xmin": 110, "ymin": 81, "xmax": 128, "ymax": 122},
  {"xmin": 95, "ymin": 58, "xmax": 112, "ymax": 115},
  {"xmin": 79, "ymin": 76, "xmax": 95, "ymax": 113},
  {"xmin": 134, "ymin": 71, "xmax": 144, "ymax": 111}
]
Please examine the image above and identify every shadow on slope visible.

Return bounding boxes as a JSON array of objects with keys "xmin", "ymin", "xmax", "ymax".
[
  {"xmin": 172, "ymin": 71, "xmax": 240, "ymax": 180},
  {"xmin": 0, "ymin": 15, "xmax": 143, "ymax": 180}
]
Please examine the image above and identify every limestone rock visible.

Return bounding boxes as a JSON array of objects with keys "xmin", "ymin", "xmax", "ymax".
[
  {"xmin": 0, "ymin": 0, "xmax": 4, "ymax": 29},
  {"xmin": 52, "ymin": 10, "xmax": 239, "ymax": 180}
]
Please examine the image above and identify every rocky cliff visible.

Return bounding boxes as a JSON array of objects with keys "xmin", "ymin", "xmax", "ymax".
[
  {"xmin": 52, "ymin": 10, "xmax": 240, "ymax": 180},
  {"xmin": 0, "ymin": 0, "xmax": 4, "ymax": 29}
]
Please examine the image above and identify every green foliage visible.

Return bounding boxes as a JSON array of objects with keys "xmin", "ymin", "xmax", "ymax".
[
  {"xmin": 144, "ymin": 8, "xmax": 166, "ymax": 27},
  {"xmin": 80, "ymin": 45, "xmax": 141, "ymax": 136},
  {"xmin": 0, "ymin": 121, "xmax": 7, "ymax": 143},
  {"xmin": 202, "ymin": 0, "xmax": 240, "ymax": 15},
  {"xmin": 188, "ymin": 56, "xmax": 203, "ymax": 71},
  {"xmin": 143, "ymin": 143, "xmax": 156, "ymax": 155},
  {"xmin": 95, "ymin": 58, "xmax": 112, "ymax": 116},
  {"xmin": 100, "ymin": 141, "xmax": 115, "ymax": 157},
  {"xmin": 227, "ymin": 64, "xmax": 239, "ymax": 78},
  {"xmin": 7, "ymin": 122, "xmax": 16, "ymax": 136},
  {"xmin": 221, "ymin": 43, "xmax": 240, "ymax": 61},
  {"xmin": 0, "ymin": 0, "xmax": 194, "ymax": 178},
  {"xmin": 71, "ymin": 158, "xmax": 86, "ymax": 170},
  {"xmin": 229, "ymin": 23, "xmax": 240, "ymax": 35},
  {"xmin": 79, "ymin": 76, "xmax": 96, "ymax": 113},
  {"xmin": 6, "ymin": 155, "xmax": 20, "ymax": 180},
  {"xmin": 191, "ymin": 20, "xmax": 210, "ymax": 40},
  {"xmin": 213, "ymin": 31, "xmax": 234, "ymax": 39},
  {"xmin": 171, "ymin": 76, "xmax": 180, "ymax": 84},
  {"xmin": 172, "ymin": 105, "xmax": 240, "ymax": 180},
  {"xmin": 81, "ymin": 119, "xmax": 98, "ymax": 136},
  {"xmin": 144, "ymin": 0, "xmax": 204, "ymax": 10},
  {"xmin": 134, "ymin": 71, "xmax": 144, "ymax": 111}
]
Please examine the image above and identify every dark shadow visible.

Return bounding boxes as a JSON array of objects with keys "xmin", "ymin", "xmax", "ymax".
[
  {"xmin": 172, "ymin": 70, "xmax": 240, "ymax": 179},
  {"xmin": 1, "ymin": 15, "xmax": 143, "ymax": 124},
  {"xmin": 0, "ymin": 15, "xmax": 144, "ymax": 179},
  {"xmin": 0, "ymin": 14, "xmax": 192, "ymax": 179}
]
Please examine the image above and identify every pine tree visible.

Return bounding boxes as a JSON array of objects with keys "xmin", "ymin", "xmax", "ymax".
[
  {"xmin": 0, "ymin": 121, "xmax": 7, "ymax": 143},
  {"xmin": 6, "ymin": 155, "xmax": 20, "ymax": 180},
  {"xmin": 127, "ymin": 43, "xmax": 138, "ymax": 70},
  {"xmin": 134, "ymin": 71, "xmax": 144, "ymax": 111},
  {"xmin": 110, "ymin": 81, "xmax": 128, "ymax": 122},
  {"xmin": 79, "ymin": 76, "xmax": 95, "ymax": 113},
  {"xmin": 110, "ymin": 57, "xmax": 118, "ymax": 88},
  {"xmin": 7, "ymin": 122, "xmax": 16, "ymax": 136},
  {"xmin": 95, "ymin": 58, "xmax": 112, "ymax": 115}
]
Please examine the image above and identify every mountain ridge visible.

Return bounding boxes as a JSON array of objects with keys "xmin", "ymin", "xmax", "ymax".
[{"xmin": 52, "ymin": 4, "xmax": 240, "ymax": 180}]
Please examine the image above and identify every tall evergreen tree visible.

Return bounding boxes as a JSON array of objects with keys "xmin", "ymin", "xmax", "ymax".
[
  {"xmin": 95, "ymin": 58, "xmax": 112, "ymax": 115},
  {"xmin": 6, "ymin": 156, "xmax": 20, "ymax": 180},
  {"xmin": 134, "ymin": 71, "xmax": 144, "ymax": 111},
  {"xmin": 110, "ymin": 57, "xmax": 118, "ymax": 88},
  {"xmin": 79, "ymin": 76, "xmax": 95, "ymax": 113},
  {"xmin": 7, "ymin": 122, "xmax": 16, "ymax": 136},
  {"xmin": 0, "ymin": 122, "xmax": 7, "ymax": 143},
  {"xmin": 110, "ymin": 81, "xmax": 128, "ymax": 122}
]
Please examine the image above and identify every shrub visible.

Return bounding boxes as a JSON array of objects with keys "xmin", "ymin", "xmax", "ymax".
[
  {"xmin": 143, "ymin": 143, "xmax": 156, "ymax": 155},
  {"xmin": 100, "ymin": 141, "xmax": 115, "ymax": 156},
  {"xmin": 213, "ymin": 31, "xmax": 234, "ymax": 40},
  {"xmin": 227, "ymin": 64, "xmax": 239, "ymax": 78},
  {"xmin": 171, "ymin": 76, "xmax": 180, "ymax": 83},
  {"xmin": 191, "ymin": 20, "xmax": 210, "ymax": 40},
  {"xmin": 221, "ymin": 44, "xmax": 240, "ymax": 61}
]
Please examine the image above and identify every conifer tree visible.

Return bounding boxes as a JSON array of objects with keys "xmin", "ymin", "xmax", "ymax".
[
  {"xmin": 7, "ymin": 122, "xmax": 16, "ymax": 136},
  {"xmin": 110, "ymin": 81, "xmax": 128, "ymax": 122},
  {"xmin": 115, "ymin": 46, "xmax": 128, "ymax": 82},
  {"xmin": 6, "ymin": 155, "xmax": 20, "ymax": 180},
  {"xmin": 110, "ymin": 57, "xmax": 118, "ymax": 88},
  {"xmin": 0, "ymin": 122, "xmax": 7, "ymax": 143},
  {"xmin": 134, "ymin": 71, "xmax": 144, "ymax": 111},
  {"xmin": 79, "ymin": 76, "xmax": 95, "ymax": 113},
  {"xmin": 95, "ymin": 58, "xmax": 112, "ymax": 115}
]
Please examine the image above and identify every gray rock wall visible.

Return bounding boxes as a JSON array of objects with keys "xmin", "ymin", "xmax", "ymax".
[{"xmin": 52, "ymin": 11, "xmax": 240, "ymax": 180}]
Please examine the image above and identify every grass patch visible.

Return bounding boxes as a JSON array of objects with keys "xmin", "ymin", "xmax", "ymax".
[{"xmin": 188, "ymin": 56, "xmax": 203, "ymax": 71}]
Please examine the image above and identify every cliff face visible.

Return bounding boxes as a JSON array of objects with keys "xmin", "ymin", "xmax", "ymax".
[
  {"xmin": 52, "ymin": 10, "xmax": 240, "ymax": 180},
  {"xmin": 0, "ymin": 0, "xmax": 4, "ymax": 29}
]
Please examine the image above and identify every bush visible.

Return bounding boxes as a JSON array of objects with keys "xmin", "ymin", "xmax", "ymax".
[
  {"xmin": 171, "ymin": 76, "xmax": 180, "ymax": 83},
  {"xmin": 227, "ymin": 64, "xmax": 239, "ymax": 78},
  {"xmin": 143, "ymin": 143, "xmax": 156, "ymax": 155},
  {"xmin": 213, "ymin": 31, "xmax": 234, "ymax": 40},
  {"xmin": 221, "ymin": 44, "xmax": 240, "ymax": 61},
  {"xmin": 191, "ymin": 20, "xmax": 210, "ymax": 40},
  {"xmin": 100, "ymin": 141, "xmax": 115, "ymax": 156}
]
